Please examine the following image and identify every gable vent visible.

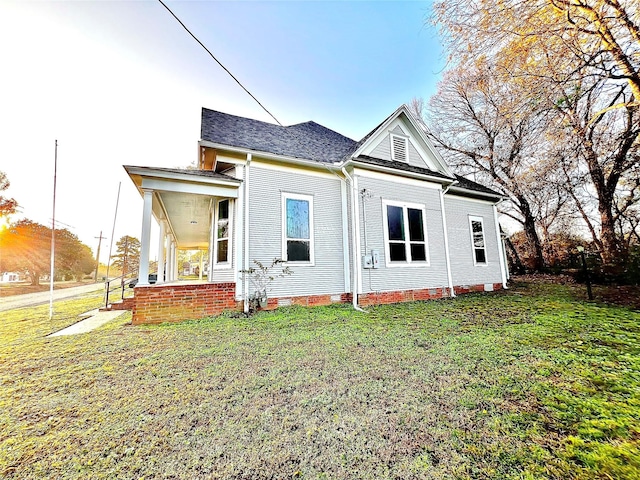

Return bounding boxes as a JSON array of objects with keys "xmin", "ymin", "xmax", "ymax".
[{"xmin": 391, "ymin": 134, "xmax": 408, "ymax": 162}]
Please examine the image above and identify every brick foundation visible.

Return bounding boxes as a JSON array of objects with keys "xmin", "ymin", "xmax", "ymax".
[
  {"xmin": 261, "ymin": 293, "xmax": 352, "ymax": 310},
  {"xmin": 105, "ymin": 297, "xmax": 135, "ymax": 311},
  {"xmin": 132, "ymin": 282, "xmax": 238, "ymax": 325},
  {"xmin": 130, "ymin": 282, "xmax": 504, "ymax": 324}
]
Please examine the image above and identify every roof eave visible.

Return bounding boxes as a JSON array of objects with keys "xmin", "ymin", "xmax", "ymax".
[
  {"xmin": 344, "ymin": 159, "xmax": 456, "ymax": 185},
  {"xmin": 124, "ymin": 165, "xmax": 242, "ymax": 189},
  {"xmin": 446, "ymin": 185, "xmax": 504, "ymax": 203}
]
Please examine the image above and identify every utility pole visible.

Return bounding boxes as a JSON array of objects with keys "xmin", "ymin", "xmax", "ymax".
[{"xmin": 94, "ymin": 231, "xmax": 107, "ymax": 282}]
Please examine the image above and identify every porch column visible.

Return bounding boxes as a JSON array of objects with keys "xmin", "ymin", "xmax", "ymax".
[
  {"xmin": 170, "ymin": 239, "xmax": 177, "ymax": 281},
  {"xmin": 198, "ymin": 250, "xmax": 204, "ymax": 281},
  {"xmin": 137, "ymin": 189, "xmax": 153, "ymax": 286},
  {"xmin": 157, "ymin": 221, "xmax": 166, "ymax": 284},
  {"xmin": 208, "ymin": 200, "xmax": 216, "ymax": 282}
]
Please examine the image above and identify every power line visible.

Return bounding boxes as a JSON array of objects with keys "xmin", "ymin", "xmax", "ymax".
[{"xmin": 157, "ymin": 0, "xmax": 283, "ymax": 127}]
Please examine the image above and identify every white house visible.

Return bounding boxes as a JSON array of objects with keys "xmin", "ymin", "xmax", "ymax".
[{"xmin": 124, "ymin": 105, "xmax": 508, "ymax": 324}]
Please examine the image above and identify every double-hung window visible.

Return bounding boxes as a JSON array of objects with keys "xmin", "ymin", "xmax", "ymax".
[
  {"xmin": 282, "ymin": 193, "xmax": 314, "ymax": 264},
  {"xmin": 214, "ymin": 199, "xmax": 231, "ymax": 267},
  {"xmin": 469, "ymin": 216, "xmax": 487, "ymax": 265},
  {"xmin": 383, "ymin": 200, "xmax": 429, "ymax": 265}
]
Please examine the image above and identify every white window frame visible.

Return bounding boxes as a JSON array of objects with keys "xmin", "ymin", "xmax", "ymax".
[
  {"xmin": 213, "ymin": 198, "xmax": 233, "ymax": 270},
  {"xmin": 382, "ymin": 199, "xmax": 430, "ymax": 267},
  {"xmin": 281, "ymin": 192, "xmax": 315, "ymax": 265},
  {"xmin": 469, "ymin": 215, "xmax": 488, "ymax": 266},
  {"xmin": 390, "ymin": 133, "xmax": 409, "ymax": 162}
]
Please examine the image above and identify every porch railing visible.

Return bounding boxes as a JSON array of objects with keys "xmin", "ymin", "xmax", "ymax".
[{"xmin": 104, "ymin": 273, "xmax": 137, "ymax": 309}]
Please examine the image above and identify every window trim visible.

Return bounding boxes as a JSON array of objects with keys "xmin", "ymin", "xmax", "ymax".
[
  {"xmin": 469, "ymin": 215, "xmax": 488, "ymax": 266},
  {"xmin": 281, "ymin": 192, "xmax": 315, "ymax": 266},
  {"xmin": 382, "ymin": 199, "xmax": 430, "ymax": 267},
  {"xmin": 389, "ymin": 133, "xmax": 409, "ymax": 162},
  {"xmin": 213, "ymin": 198, "xmax": 232, "ymax": 270}
]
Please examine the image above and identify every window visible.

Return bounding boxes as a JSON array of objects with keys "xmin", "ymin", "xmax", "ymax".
[
  {"xmin": 469, "ymin": 216, "xmax": 487, "ymax": 265},
  {"xmin": 390, "ymin": 134, "xmax": 408, "ymax": 162},
  {"xmin": 215, "ymin": 199, "xmax": 231, "ymax": 265},
  {"xmin": 383, "ymin": 201, "xmax": 428, "ymax": 265},
  {"xmin": 282, "ymin": 193, "xmax": 314, "ymax": 263}
]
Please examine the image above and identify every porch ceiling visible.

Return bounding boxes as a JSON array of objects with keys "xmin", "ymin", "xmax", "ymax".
[{"xmin": 158, "ymin": 192, "xmax": 212, "ymax": 249}]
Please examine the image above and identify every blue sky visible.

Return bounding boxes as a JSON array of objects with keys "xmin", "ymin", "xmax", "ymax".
[{"xmin": 0, "ymin": 0, "xmax": 444, "ymax": 260}]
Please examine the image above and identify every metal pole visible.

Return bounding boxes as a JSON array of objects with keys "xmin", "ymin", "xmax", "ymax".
[
  {"xmin": 94, "ymin": 230, "xmax": 106, "ymax": 282},
  {"xmin": 49, "ymin": 140, "xmax": 58, "ymax": 320},
  {"xmin": 105, "ymin": 182, "xmax": 121, "ymax": 282},
  {"xmin": 580, "ymin": 250, "xmax": 594, "ymax": 300}
]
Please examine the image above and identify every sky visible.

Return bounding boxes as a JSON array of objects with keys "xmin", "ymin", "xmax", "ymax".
[{"xmin": 0, "ymin": 0, "xmax": 445, "ymax": 263}]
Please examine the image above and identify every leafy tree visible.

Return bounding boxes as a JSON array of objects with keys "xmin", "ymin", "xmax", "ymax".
[
  {"xmin": 0, "ymin": 219, "xmax": 94, "ymax": 285},
  {"xmin": 110, "ymin": 236, "xmax": 140, "ymax": 276},
  {"xmin": 0, "ymin": 171, "xmax": 17, "ymax": 217},
  {"xmin": 0, "ymin": 220, "xmax": 50, "ymax": 285},
  {"xmin": 56, "ymin": 229, "xmax": 96, "ymax": 280}
]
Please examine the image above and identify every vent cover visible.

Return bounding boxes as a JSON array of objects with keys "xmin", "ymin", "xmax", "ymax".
[{"xmin": 391, "ymin": 134, "xmax": 408, "ymax": 162}]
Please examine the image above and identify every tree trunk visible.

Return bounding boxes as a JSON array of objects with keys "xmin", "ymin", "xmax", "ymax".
[
  {"xmin": 504, "ymin": 236, "xmax": 526, "ymax": 274},
  {"xmin": 31, "ymin": 271, "xmax": 40, "ymax": 286},
  {"xmin": 599, "ymin": 206, "xmax": 622, "ymax": 265},
  {"xmin": 519, "ymin": 196, "xmax": 545, "ymax": 271}
]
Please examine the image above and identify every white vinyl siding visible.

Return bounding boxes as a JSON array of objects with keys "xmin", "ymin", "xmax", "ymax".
[
  {"xmin": 248, "ymin": 164, "xmax": 345, "ymax": 298},
  {"xmin": 445, "ymin": 195, "xmax": 502, "ymax": 286},
  {"xmin": 354, "ymin": 173, "xmax": 449, "ymax": 293}
]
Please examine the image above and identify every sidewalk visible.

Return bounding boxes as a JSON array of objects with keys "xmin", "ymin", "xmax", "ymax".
[
  {"xmin": 0, "ymin": 283, "xmax": 104, "ymax": 312},
  {"xmin": 47, "ymin": 309, "xmax": 127, "ymax": 337}
]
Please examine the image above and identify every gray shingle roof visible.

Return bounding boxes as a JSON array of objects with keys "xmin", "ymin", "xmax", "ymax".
[
  {"xmin": 200, "ymin": 108, "xmax": 501, "ymax": 198},
  {"xmin": 452, "ymin": 175, "xmax": 502, "ymax": 197},
  {"xmin": 201, "ymin": 108, "xmax": 357, "ymax": 163}
]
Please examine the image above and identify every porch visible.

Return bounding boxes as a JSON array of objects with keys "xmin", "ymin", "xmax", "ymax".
[{"xmin": 124, "ymin": 166, "xmax": 243, "ymax": 324}]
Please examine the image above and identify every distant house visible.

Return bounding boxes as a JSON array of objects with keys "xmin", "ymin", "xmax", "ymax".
[
  {"xmin": 124, "ymin": 105, "xmax": 508, "ymax": 324},
  {"xmin": 1, "ymin": 272, "xmax": 23, "ymax": 283}
]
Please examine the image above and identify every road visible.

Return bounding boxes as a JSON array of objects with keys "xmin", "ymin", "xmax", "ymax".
[{"xmin": 0, "ymin": 283, "xmax": 104, "ymax": 312}]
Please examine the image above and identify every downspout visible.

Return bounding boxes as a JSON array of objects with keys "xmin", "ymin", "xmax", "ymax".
[
  {"xmin": 493, "ymin": 202, "xmax": 508, "ymax": 289},
  {"xmin": 243, "ymin": 154, "xmax": 252, "ymax": 313},
  {"xmin": 439, "ymin": 182, "xmax": 456, "ymax": 297},
  {"xmin": 341, "ymin": 167, "xmax": 365, "ymax": 312}
]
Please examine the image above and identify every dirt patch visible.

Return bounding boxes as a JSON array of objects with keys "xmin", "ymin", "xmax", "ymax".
[{"xmin": 512, "ymin": 274, "xmax": 640, "ymax": 310}]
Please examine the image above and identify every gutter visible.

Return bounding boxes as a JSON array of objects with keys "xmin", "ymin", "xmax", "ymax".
[
  {"xmin": 341, "ymin": 167, "xmax": 366, "ymax": 313},
  {"xmin": 243, "ymin": 153, "xmax": 252, "ymax": 313},
  {"xmin": 439, "ymin": 182, "xmax": 457, "ymax": 298}
]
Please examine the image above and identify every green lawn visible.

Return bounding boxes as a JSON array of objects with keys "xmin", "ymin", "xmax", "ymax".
[{"xmin": 0, "ymin": 281, "xmax": 638, "ymax": 479}]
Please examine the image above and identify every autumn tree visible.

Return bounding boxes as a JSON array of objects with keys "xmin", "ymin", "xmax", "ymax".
[
  {"xmin": 0, "ymin": 171, "xmax": 17, "ymax": 217},
  {"xmin": 431, "ymin": 0, "xmax": 640, "ymax": 265},
  {"xmin": 110, "ymin": 235, "xmax": 140, "ymax": 276},
  {"xmin": 0, "ymin": 219, "xmax": 95, "ymax": 285},
  {"xmin": 0, "ymin": 220, "xmax": 50, "ymax": 285}
]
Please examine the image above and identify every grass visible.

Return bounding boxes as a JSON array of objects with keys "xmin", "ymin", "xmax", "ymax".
[{"xmin": 0, "ymin": 281, "xmax": 638, "ymax": 479}]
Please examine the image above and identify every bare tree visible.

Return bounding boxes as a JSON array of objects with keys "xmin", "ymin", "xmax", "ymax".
[
  {"xmin": 431, "ymin": 0, "xmax": 640, "ymax": 265},
  {"xmin": 426, "ymin": 63, "xmax": 560, "ymax": 270}
]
